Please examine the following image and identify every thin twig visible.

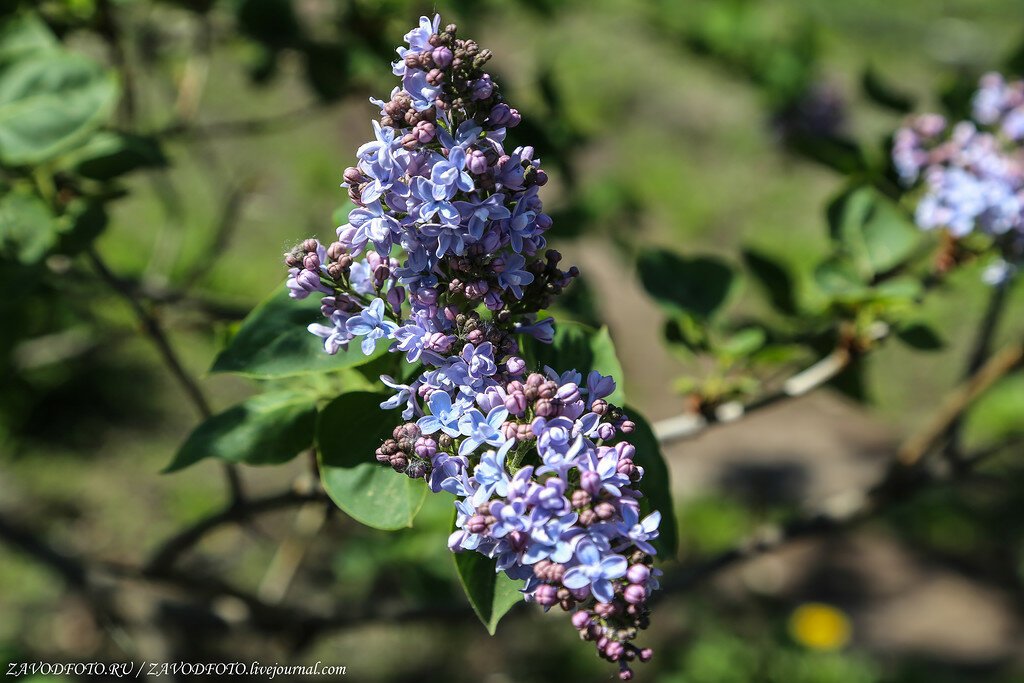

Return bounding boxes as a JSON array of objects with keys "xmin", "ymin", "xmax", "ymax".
[
  {"xmin": 654, "ymin": 347, "xmax": 853, "ymax": 444},
  {"xmin": 145, "ymin": 489, "xmax": 327, "ymax": 573},
  {"xmin": 942, "ymin": 277, "xmax": 1013, "ymax": 462},
  {"xmin": 900, "ymin": 341, "xmax": 1023, "ymax": 465},
  {"xmin": 86, "ymin": 247, "xmax": 245, "ymax": 505}
]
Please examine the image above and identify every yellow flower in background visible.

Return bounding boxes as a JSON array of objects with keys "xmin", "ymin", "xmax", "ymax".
[{"xmin": 789, "ymin": 602, "xmax": 852, "ymax": 651}]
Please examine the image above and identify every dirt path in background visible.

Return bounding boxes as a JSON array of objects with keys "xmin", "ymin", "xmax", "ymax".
[{"xmin": 571, "ymin": 239, "xmax": 1024, "ymax": 665}]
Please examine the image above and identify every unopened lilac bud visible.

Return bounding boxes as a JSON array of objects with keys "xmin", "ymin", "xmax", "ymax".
[
  {"xmin": 401, "ymin": 133, "xmax": 418, "ymax": 150},
  {"xmin": 426, "ymin": 68, "xmax": 444, "ymax": 86},
  {"xmin": 413, "ymin": 121, "xmax": 436, "ymax": 143},
  {"xmin": 549, "ymin": 562, "xmax": 566, "ymax": 582},
  {"xmin": 571, "ymin": 489, "xmax": 591, "ymax": 508},
  {"xmin": 438, "ymin": 434, "xmax": 453, "ymax": 450},
  {"xmin": 467, "ymin": 515, "xmax": 488, "ymax": 534},
  {"xmin": 571, "ymin": 611, "xmax": 591, "ymax": 629},
  {"xmin": 504, "ymin": 356, "xmax": 526, "ymax": 376},
  {"xmin": 535, "ymin": 213, "xmax": 553, "ymax": 230},
  {"xmin": 594, "ymin": 501, "xmax": 616, "ymax": 520},
  {"xmin": 504, "ymin": 391, "xmax": 527, "ymax": 416},
  {"xmin": 579, "ymin": 509, "xmax": 597, "ymax": 526},
  {"xmin": 580, "ymin": 470, "xmax": 601, "ymax": 496},
  {"xmin": 605, "ymin": 641, "xmax": 625, "ymax": 661},
  {"xmin": 389, "ymin": 452, "xmax": 408, "ymax": 471},
  {"xmin": 431, "ymin": 46, "xmax": 453, "ymax": 68},
  {"xmin": 467, "ymin": 329, "xmax": 485, "ymax": 345},
  {"xmin": 534, "ymin": 398, "xmax": 558, "ymax": 418},
  {"xmin": 303, "ymin": 252, "xmax": 320, "ymax": 271},
  {"xmin": 626, "ymin": 564, "xmax": 650, "ymax": 584},
  {"xmin": 538, "ymin": 381, "xmax": 558, "ymax": 399},
  {"xmin": 533, "ymin": 560, "xmax": 552, "ymax": 579},
  {"xmin": 624, "ymin": 584, "xmax": 646, "ymax": 605},
  {"xmin": 556, "ymin": 382, "xmax": 581, "ymax": 404},
  {"xmin": 504, "ymin": 422, "xmax": 525, "ymax": 441},
  {"xmin": 302, "ymin": 238, "xmax": 319, "ymax": 253},
  {"xmin": 620, "ymin": 420, "xmax": 636, "ymax": 434},
  {"xmin": 326, "ymin": 241, "xmax": 346, "ymax": 261},
  {"xmin": 618, "ymin": 667, "xmax": 633, "ymax": 681},
  {"xmin": 414, "ymin": 436, "xmax": 437, "ymax": 460},
  {"xmin": 343, "ymin": 166, "xmax": 363, "ymax": 185},
  {"xmin": 502, "ymin": 421, "xmax": 518, "ymax": 441},
  {"xmin": 639, "ymin": 649, "xmax": 653, "ymax": 663},
  {"xmin": 467, "ymin": 149, "xmax": 489, "ymax": 174},
  {"xmin": 534, "ymin": 584, "xmax": 557, "ymax": 607},
  {"xmin": 373, "ymin": 263, "xmax": 390, "ymax": 284},
  {"xmin": 425, "ymin": 332, "xmax": 455, "ymax": 354},
  {"xmin": 597, "ymin": 423, "xmax": 617, "ymax": 440},
  {"xmin": 616, "ymin": 458, "xmax": 636, "ymax": 478},
  {"xmin": 374, "ymin": 448, "xmax": 389, "ymax": 464},
  {"xmin": 387, "ymin": 286, "xmax": 406, "ymax": 311},
  {"xmin": 534, "ymin": 169, "xmax": 549, "ymax": 186},
  {"xmin": 594, "ymin": 602, "xmax": 616, "ymax": 618}
]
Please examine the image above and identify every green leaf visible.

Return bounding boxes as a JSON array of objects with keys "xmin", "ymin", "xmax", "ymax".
[
  {"xmin": 895, "ymin": 322, "xmax": 944, "ymax": 351},
  {"xmin": 165, "ymin": 390, "xmax": 317, "ymax": 472},
  {"xmin": 741, "ymin": 248, "xmax": 798, "ymax": 315},
  {"xmin": 211, "ymin": 286, "xmax": 387, "ymax": 378},
  {"xmin": 0, "ymin": 13, "xmax": 58, "ymax": 64},
  {"xmin": 719, "ymin": 327, "xmax": 766, "ymax": 358},
  {"xmin": 620, "ymin": 407, "xmax": 677, "ymax": 558},
  {"xmin": 827, "ymin": 186, "xmax": 920, "ymax": 278},
  {"xmin": 813, "ymin": 256, "xmax": 869, "ymax": 298},
  {"xmin": 637, "ymin": 248, "xmax": 737, "ymax": 320},
  {"xmin": 0, "ymin": 188, "xmax": 58, "ymax": 263},
  {"xmin": 61, "ymin": 131, "xmax": 167, "ymax": 180},
  {"xmin": 453, "ymin": 547, "xmax": 524, "ymax": 635},
  {"xmin": 521, "ymin": 320, "xmax": 626, "ymax": 405},
  {"xmin": 317, "ymin": 391, "xmax": 425, "ymax": 530},
  {"xmin": 0, "ymin": 52, "xmax": 119, "ymax": 166}
]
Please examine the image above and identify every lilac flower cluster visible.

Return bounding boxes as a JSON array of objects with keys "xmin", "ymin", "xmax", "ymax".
[
  {"xmin": 283, "ymin": 16, "xmax": 661, "ymax": 678},
  {"xmin": 892, "ymin": 73, "xmax": 1024, "ymax": 282}
]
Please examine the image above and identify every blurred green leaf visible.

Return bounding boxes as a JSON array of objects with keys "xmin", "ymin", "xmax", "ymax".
[
  {"xmin": 742, "ymin": 248, "xmax": 799, "ymax": 315},
  {"xmin": 637, "ymin": 248, "xmax": 737, "ymax": 320},
  {"xmin": 318, "ymin": 391, "xmax": 425, "ymax": 530},
  {"xmin": 521, "ymin": 321, "xmax": 626, "ymax": 405},
  {"xmin": 813, "ymin": 257, "xmax": 868, "ymax": 297},
  {"xmin": 453, "ymin": 540, "xmax": 524, "ymax": 635},
  {"xmin": 0, "ymin": 13, "xmax": 58, "ymax": 64},
  {"xmin": 618, "ymin": 407, "xmax": 678, "ymax": 558},
  {"xmin": 719, "ymin": 327, "xmax": 766, "ymax": 358},
  {"xmin": 211, "ymin": 287, "xmax": 387, "ymax": 378},
  {"xmin": 61, "ymin": 131, "xmax": 167, "ymax": 180},
  {"xmin": 895, "ymin": 322, "xmax": 944, "ymax": 351},
  {"xmin": 861, "ymin": 64, "xmax": 915, "ymax": 113},
  {"xmin": 0, "ymin": 52, "xmax": 118, "ymax": 166},
  {"xmin": 165, "ymin": 390, "xmax": 316, "ymax": 472},
  {"xmin": 0, "ymin": 188, "xmax": 57, "ymax": 263},
  {"xmin": 827, "ymin": 186, "xmax": 920, "ymax": 278}
]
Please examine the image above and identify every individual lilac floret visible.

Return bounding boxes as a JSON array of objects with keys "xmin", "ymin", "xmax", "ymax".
[{"xmin": 562, "ymin": 542, "xmax": 628, "ymax": 603}]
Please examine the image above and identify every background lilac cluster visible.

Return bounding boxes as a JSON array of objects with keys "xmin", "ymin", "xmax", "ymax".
[
  {"xmin": 283, "ymin": 15, "xmax": 661, "ymax": 679},
  {"xmin": 892, "ymin": 73, "xmax": 1024, "ymax": 283}
]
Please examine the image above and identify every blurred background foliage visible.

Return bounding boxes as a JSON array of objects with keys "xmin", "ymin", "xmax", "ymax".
[{"xmin": 1, "ymin": 0, "xmax": 1023, "ymax": 681}]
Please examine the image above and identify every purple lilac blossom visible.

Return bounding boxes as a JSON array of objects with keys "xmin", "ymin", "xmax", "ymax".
[{"xmin": 284, "ymin": 15, "xmax": 659, "ymax": 677}]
